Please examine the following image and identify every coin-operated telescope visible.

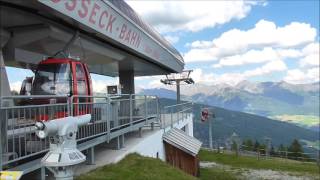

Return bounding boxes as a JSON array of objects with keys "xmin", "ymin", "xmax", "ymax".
[{"xmin": 35, "ymin": 114, "xmax": 91, "ymax": 180}]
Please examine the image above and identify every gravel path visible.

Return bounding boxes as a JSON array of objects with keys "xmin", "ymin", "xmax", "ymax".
[
  {"xmin": 242, "ymin": 169, "xmax": 316, "ymax": 180},
  {"xmin": 200, "ymin": 161, "xmax": 319, "ymax": 180}
]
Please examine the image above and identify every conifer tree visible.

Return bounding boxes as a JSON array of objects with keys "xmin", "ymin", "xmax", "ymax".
[{"xmin": 288, "ymin": 139, "xmax": 303, "ymax": 160}]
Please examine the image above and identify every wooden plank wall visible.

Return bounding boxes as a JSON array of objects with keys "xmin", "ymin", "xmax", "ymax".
[{"xmin": 164, "ymin": 142, "xmax": 199, "ymax": 176}]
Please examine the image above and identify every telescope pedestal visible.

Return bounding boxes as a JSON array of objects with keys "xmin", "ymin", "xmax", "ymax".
[
  {"xmin": 42, "ymin": 139, "xmax": 86, "ymax": 180},
  {"xmin": 35, "ymin": 115, "xmax": 91, "ymax": 180},
  {"xmin": 46, "ymin": 166, "xmax": 74, "ymax": 180}
]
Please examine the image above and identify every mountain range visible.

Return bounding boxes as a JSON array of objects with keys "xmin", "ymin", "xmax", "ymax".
[
  {"xmin": 140, "ymin": 81, "xmax": 319, "ymax": 131},
  {"xmin": 158, "ymin": 98, "xmax": 319, "ymax": 153}
]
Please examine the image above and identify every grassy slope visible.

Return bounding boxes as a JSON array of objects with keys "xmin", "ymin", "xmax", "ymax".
[
  {"xmin": 76, "ymin": 153, "xmax": 196, "ymax": 180},
  {"xmin": 75, "ymin": 153, "xmax": 237, "ymax": 180},
  {"xmin": 199, "ymin": 150, "xmax": 319, "ymax": 175},
  {"xmin": 200, "ymin": 167, "xmax": 238, "ymax": 180},
  {"xmin": 76, "ymin": 151, "xmax": 319, "ymax": 180}
]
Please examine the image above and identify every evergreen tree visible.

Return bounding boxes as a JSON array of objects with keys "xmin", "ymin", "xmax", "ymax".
[
  {"xmin": 259, "ymin": 144, "xmax": 266, "ymax": 155},
  {"xmin": 278, "ymin": 144, "xmax": 288, "ymax": 158},
  {"xmin": 242, "ymin": 140, "xmax": 247, "ymax": 150},
  {"xmin": 231, "ymin": 140, "xmax": 238, "ymax": 156},
  {"xmin": 270, "ymin": 145, "xmax": 276, "ymax": 156},
  {"xmin": 247, "ymin": 139, "xmax": 253, "ymax": 151},
  {"xmin": 254, "ymin": 140, "xmax": 260, "ymax": 152},
  {"xmin": 288, "ymin": 139, "xmax": 303, "ymax": 160}
]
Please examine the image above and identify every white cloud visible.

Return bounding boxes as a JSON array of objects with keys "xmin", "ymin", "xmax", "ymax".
[
  {"xmin": 243, "ymin": 60, "xmax": 287, "ymax": 77},
  {"xmin": 188, "ymin": 62, "xmax": 287, "ymax": 86},
  {"xmin": 10, "ymin": 81, "xmax": 22, "ymax": 92},
  {"xmin": 277, "ymin": 49, "xmax": 303, "ymax": 59},
  {"xmin": 127, "ymin": 1, "xmax": 262, "ymax": 33},
  {"xmin": 183, "ymin": 48, "xmax": 219, "ymax": 63},
  {"xmin": 302, "ymin": 42, "xmax": 319, "ymax": 55},
  {"xmin": 300, "ymin": 42, "xmax": 320, "ymax": 68},
  {"xmin": 210, "ymin": 61, "xmax": 287, "ymax": 85},
  {"xmin": 211, "ymin": 61, "xmax": 287, "ymax": 85},
  {"xmin": 92, "ymin": 80, "xmax": 107, "ymax": 93},
  {"xmin": 184, "ymin": 20, "xmax": 317, "ymax": 63},
  {"xmin": 91, "ymin": 78, "xmax": 118, "ymax": 93},
  {"xmin": 213, "ymin": 47, "xmax": 279, "ymax": 68},
  {"xmin": 214, "ymin": 73, "xmax": 246, "ymax": 86},
  {"xmin": 284, "ymin": 68, "xmax": 319, "ymax": 84},
  {"xmin": 213, "ymin": 47, "xmax": 305, "ymax": 68},
  {"xmin": 135, "ymin": 61, "xmax": 288, "ymax": 88},
  {"xmin": 300, "ymin": 54, "xmax": 320, "ymax": 67},
  {"xmin": 148, "ymin": 79, "xmax": 163, "ymax": 88},
  {"xmin": 185, "ymin": 40, "xmax": 214, "ymax": 49},
  {"xmin": 218, "ymin": 20, "xmax": 317, "ymax": 49},
  {"xmin": 190, "ymin": 69, "xmax": 245, "ymax": 86},
  {"xmin": 135, "ymin": 75, "xmax": 164, "ymax": 89},
  {"xmin": 190, "ymin": 68, "xmax": 215, "ymax": 84},
  {"xmin": 164, "ymin": 35, "xmax": 179, "ymax": 44}
]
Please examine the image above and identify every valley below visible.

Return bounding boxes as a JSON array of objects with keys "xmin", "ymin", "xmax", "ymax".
[{"xmin": 146, "ymin": 81, "xmax": 319, "ymax": 154}]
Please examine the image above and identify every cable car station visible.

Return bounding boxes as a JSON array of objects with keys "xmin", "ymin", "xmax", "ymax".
[{"xmin": 0, "ymin": 0, "xmax": 197, "ymax": 179}]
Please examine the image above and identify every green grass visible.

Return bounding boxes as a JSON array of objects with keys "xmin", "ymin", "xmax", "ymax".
[
  {"xmin": 200, "ymin": 167, "xmax": 238, "ymax": 180},
  {"xmin": 77, "ymin": 151, "xmax": 319, "ymax": 180},
  {"xmin": 199, "ymin": 150, "xmax": 320, "ymax": 175},
  {"xmin": 76, "ymin": 153, "xmax": 196, "ymax": 180}
]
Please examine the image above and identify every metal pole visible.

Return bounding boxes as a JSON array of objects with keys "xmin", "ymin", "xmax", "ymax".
[
  {"xmin": 209, "ymin": 116, "xmax": 213, "ymax": 149},
  {"xmin": 144, "ymin": 95, "xmax": 147, "ymax": 123},
  {"xmin": 0, "ymin": 50, "xmax": 3, "ymax": 171},
  {"xmin": 0, "ymin": 51, "xmax": 2, "ymax": 99},
  {"xmin": 170, "ymin": 108, "xmax": 173, "ymax": 128},
  {"xmin": 156, "ymin": 97, "xmax": 160, "ymax": 127},
  {"xmin": 106, "ymin": 97, "xmax": 111, "ymax": 143},
  {"xmin": 130, "ymin": 95, "xmax": 133, "ymax": 129},
  {"xmin": 176, "ymin": 80, "xmax": 180, "ymax": 104},
  {"xmin": 41, "ymin": 167, "xmax": 46, "ymax": 180}
]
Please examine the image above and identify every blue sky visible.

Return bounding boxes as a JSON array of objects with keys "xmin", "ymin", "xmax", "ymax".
[
  {"xmin": 6, "ymin": 0, "xmax": 320, "ymax": 92},
  {"xmin": 128, "ymin": 0, "xmax": 320, "ymax": 88}
]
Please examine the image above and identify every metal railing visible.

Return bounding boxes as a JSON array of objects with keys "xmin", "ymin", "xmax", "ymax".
[
  {"xmin": 202, "ymin": 143, "xmax": 320, "ymax": 163},
  {"xmin": 160, "ymin": 101, "xmax": 193, "ymax": 129},
  {"xmin": 0, "ymin": 94, "xmax": 159, "ymax": 170}
]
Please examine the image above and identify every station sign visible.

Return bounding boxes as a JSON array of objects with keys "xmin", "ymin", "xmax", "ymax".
[{"xmin": 38, "ymin": 0, "xmax": 183, "ymax": 71}]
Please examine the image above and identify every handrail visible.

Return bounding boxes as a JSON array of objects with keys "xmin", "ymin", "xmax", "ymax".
[
  {"xmin": 163, "ymin": 102, "xmax": 192, "ymax": 109},
  {"xmin": 1, "ymin": 95, "xmax": 68, "ymax": 99},
  {"xmin": 161, "ymin": 101, "xmax": 193, "ymax": 129},
  {"xmin": 0, "ymin": 94, "xmax": 160, "ymax": 167}
]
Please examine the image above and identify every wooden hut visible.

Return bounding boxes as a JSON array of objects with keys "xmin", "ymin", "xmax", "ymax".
[{"xmin": 163, "ymin": 128, "xmax": 202, "ymax": 176}]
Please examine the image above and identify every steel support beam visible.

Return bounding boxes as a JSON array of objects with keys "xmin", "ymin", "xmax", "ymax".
[
  {"xmin": 138, "ymin": 127, "xmax": 142, "ymax": 138},
  {"xmin": 120, "ymin": 134, "xmax": 125, "ymax": 148},
  {"xmin": 116, "ymin": 136, "xmax": 121, "ymax": 150},
  {"xmin": 0, "ymin": 50, "xmax": 2, "ymax": 171},
  {"xmin": 86, "ymin": 147, "xmax": 95, "ymax": 165},
  {"xmin": 0, "ymin": 49, "xmax": 10, "ymax": 171},
  {"xmin": 41, "ymin": 167, "xmax": 46, "ymax": 180},
  {"xmin": 176, "ymin": 80, "xmax": 181, "ymax": 104},
  {"xmin": 119, "ymin": 69, "xmax": 135, "ymax": 94}
]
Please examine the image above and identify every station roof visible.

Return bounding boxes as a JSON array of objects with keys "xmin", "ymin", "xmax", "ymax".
[{"xmin": 0, "ymin": 0, "xmax": 184, "ymax": 76}]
